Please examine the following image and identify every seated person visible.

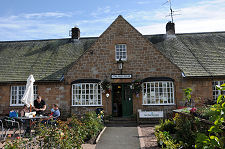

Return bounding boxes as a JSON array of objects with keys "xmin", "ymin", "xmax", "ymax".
[
  {"xmin": 33, "ymin": 95, "xmax": 46, "ymax": 116},
  {"xmin": 20, "ymin": 105, "xmax": 31, "ymax": 135},
  {"xmin": 20, "ymin": 105, "xmax": 29, "ymax": 117},
  {"xmin": 50, "ymin": 104, "xmax": 60, "ymax": 120},
  {"xmin": 42, "ymin": 104, "xmax": 60, "ymax": 125}
]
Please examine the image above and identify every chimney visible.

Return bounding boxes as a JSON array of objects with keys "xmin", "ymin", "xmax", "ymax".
[
  {"xmin": 70, "ymin": 27, "xmax": 80, "ymax": 39},
  {"xmin": 166, "ymin": 21, "xmax": 175, "ymax": 36}
]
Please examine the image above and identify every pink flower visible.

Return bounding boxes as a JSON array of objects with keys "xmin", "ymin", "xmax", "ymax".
[{"xmin": 190, "ymin": 107, "xmax": 197, "ymax": 113}]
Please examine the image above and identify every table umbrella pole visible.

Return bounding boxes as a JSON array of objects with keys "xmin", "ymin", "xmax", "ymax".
[{"xmin": 29, "ymin": 104, "xmax": 32, "ymax": 136}]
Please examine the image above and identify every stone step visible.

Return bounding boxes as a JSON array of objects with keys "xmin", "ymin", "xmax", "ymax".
[
  {"xmin": 109, "ymin": 117, "xmax": 136, "ymax": 121},
  {"xmin": 106, "ymin": 120, "xmax": 136, "ymax": 124},
  {"xmin": 105, "ymin": 117, "xmax": 137, "ymax": 127},
  {"xmin": 105, "ymin": 121, "xmax": 137, "ymax": 127},
  {"xmin": 105, "ymin": 123, "xmax": 137, "ymax": 127}
]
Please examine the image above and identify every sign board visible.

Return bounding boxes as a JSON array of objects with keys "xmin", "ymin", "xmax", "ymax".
[
  {"xmin": 139, "ymin": 111, "xmax": 163, "ymax": 118},
  {"xmin": 111, "ymin": 74, "xmax": 132, "ymax": 79}
]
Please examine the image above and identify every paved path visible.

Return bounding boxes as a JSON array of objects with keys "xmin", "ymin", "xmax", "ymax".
[{"xmin": 96, "ymin": 127, "xmax": 140, "ymax": 149}]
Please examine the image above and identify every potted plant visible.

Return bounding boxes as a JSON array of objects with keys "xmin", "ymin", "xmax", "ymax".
[
  {"xmin": 183, "ymin": 88, "xmax": 193, "ymax": 107},
  {"xmin": 99, "ymin": 79, "xmax": 111, "ymax": 93},
  {"xmin": 131, "ymin": 79, "xmax": 142, "ymax": 96}
]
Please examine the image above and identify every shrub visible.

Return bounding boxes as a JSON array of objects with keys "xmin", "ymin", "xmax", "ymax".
[
  {"xmin": 157, "ymin": 119, "xmax": 176, "ymax": 134},
  {"xmin": 4, "ymin": 111, "xmax": 104, "ymax": 148},
  {"xmin": 155, "ymin": 113, "xmax": 198, "ymax": 149},
  {"xmin": 196, "ymin": 106, "xmax": 214, "ymax": 119},
  {"xmin": 195, "ymin": 83, "xmax": 225, "ymax": 149},
  {"xmin": 174, "ymin": 114, "xmax": 196, "ymax": 148},
  {"xmin": 82, "ymin": 111, "xmax": 104, "ymax": 141},
  {"xmin": 155, "ymin": 131, "xmax": 182, "ymax": 149}
]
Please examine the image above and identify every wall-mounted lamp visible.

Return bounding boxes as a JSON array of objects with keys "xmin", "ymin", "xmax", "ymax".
[
  {"xmin": 106, "ymin": 93, "xmax": 110, "ymax": 98},
  {"xmin": 117, "ymin": 58, "xmax": 124, "ymax": 74},
  {"xmin": 89, "ymin": 50, "xmax": 94, "ymax": 55}
]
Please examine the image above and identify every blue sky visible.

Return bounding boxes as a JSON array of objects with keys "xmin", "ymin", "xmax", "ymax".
[{"xmin": 0, "ymin": 0, "xmax": 225, "ymax": 41}]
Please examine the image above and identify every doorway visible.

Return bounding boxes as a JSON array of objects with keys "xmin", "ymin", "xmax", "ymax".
[{"xmin": 112, "ymin": 84, "xmax": 133, "ymax": 117}]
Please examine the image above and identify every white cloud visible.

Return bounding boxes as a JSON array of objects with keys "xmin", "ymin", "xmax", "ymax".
[
  {"xmin": 137, "ymin": 19, "xmax": 225, "ymax": 35},
  {"xmin": 137, "ymin": 1, "xmax": 152, "ymax": 5},
  {"xmin": 0, "ymin": 12, "xmax": 73, "ymax": 41},
  {"xmin": 23, "ymin": 12, "xmax": 72, "ymax": 19},
  {"xmin": 137, "ymin": 23, "xmax": 165, "ymax": 35},
  {"xmin": 91, "ymin": 6, "xmax": 111, "ymax": 17},
  {"xmin": 176, "ymin": 19, "xmax": 225, "ymax": 33},
  {"xmin": 136, "ymin": 0, "xmax": 225, "ymax": 34},
  {"xmin": 1, "ymin": 0, "xmax": 225, "ymax": 41}
]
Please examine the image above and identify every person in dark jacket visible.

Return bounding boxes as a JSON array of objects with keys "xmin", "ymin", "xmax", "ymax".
[{"xmin": 33, "ymin": 95, "xmax": 46, "ymax": 115}]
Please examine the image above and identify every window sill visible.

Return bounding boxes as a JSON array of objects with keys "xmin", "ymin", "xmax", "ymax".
[
  {"xmin": 71, "ymin": 105, "xmax": 103, "ymax": 107},
  {"xmin": 10, "ymin": 105, "xmax": 24, "ymax": 107},
  {"xmin": 116, "ymin": 59, "xmax": 127, "ymax": 61},
  {"xmin": 142, "ymin": 104, "xmax": 176, "ymax": 106}
]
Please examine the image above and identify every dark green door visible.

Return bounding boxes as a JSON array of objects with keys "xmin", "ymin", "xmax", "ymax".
[{"xmin": 122, "ymin": 84, "xmax": 133, "ymax": 117}]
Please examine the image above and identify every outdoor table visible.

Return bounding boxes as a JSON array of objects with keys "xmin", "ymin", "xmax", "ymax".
[
  {"xmin": 15, "ymin": 116, "xmax": 50, "ymax": 136},
  {"xmin": 15, "ymin": 116, "xmax": 50, "ymax": 120}
]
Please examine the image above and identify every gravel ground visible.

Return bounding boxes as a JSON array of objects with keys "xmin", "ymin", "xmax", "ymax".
[
  {"xmin": 82, "ymin": 144, "xmax": 96, "ymax": 149},
  {"xmin": 140, "ymin": 125, "xmax": 161, "ymax": 149}
]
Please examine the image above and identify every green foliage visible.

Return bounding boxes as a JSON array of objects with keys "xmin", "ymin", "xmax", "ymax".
[
  {"xmin": 156, "ymin": 85, "xmax": 225, "ymax": 149},
  {"xmin": 183, "ymin": 88, "xmax": 192, "ymax": 103},
  {"xmin": 195, "ymin": 133, "xmax": 221, "ymax": 149},
  {"xmin": 157, "ymin": 119, "xmax": 176, "ymax": 134},
  {"xmin": 155, "ymin": 131, "xmax": 182, "ymax": 149},
  {"xmin": 155, "ymin": 113, "xmax": 199, "ymax": 149},
  {"xmin": 99, "ymin": 79, "xmax": 111, "ymax": 92},
  {"xmin": 38, "ymin": 120, "xmax": 83, "ymax": 149},
  {"xmin": 4, "ymin": 137, "xmax": 27, "ymax": 149},
  {"xmin": 131, "ymin": 79, "xmax": 142, "ymax": 94},
  {"xmin": 195, "ymin": 83, "xmax": 225, "ymax": 149},
  {"xmin": 4, "ymin": 111, "xmax": 104, "ymax": 148},
  {"xmin": 174, "ymin": 114, "xmax": 196, "ymax": 148},
  {"xmin": 196, "ymin": 106, "xmax": 214, "ymax": 119},
  {"xmin": 82, "ymin": 112, "xmax": 104, "ymax": 141}
]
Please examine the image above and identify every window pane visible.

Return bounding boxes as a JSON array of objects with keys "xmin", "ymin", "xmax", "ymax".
[
  {"xmin": 10, "ymin": 85, "xmax": 27, "ymax": 106},
  {"xmin": 115, "ymin": 44, "xmax": 127, "ymax": 60},
  {"xmin": 212, "ymin": 81, "xmax": 225, "ymax": 101},
  {"xmin": 72, "ymin": 83, "xmax": 102, "ymax": 106},
  {"xmin": 142, "ymin": 81, "xmax": 174, "ymax": 105}
]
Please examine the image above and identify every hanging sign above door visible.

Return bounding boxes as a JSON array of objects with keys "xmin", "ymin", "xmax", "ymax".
[{"xmin": 111, "ymin": 74, "xmax": 132, "ymax": 79}]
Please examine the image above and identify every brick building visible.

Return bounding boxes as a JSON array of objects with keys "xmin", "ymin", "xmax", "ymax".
[{"xmin": 0, "ymin": 15, "xmax": 225, "ymax": 118}]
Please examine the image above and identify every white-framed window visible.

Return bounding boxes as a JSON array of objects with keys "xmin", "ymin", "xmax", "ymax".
[
  {"xmin": 10, "ymin": 85, "xmax": 38, "ymax": 106},
  {"xmin": 142, "ymin": 81, "xmax": 174, "ymax": 105},
  {"xmin": 212, "ymin": 81, "xmax": 225, "ymax": 101},
  {"xmin": 72, "ymin": 83, "xmax": 102, "ymax": 106},
  {"xmin": 115, "ymin": 44, "xmax": 127, "ymax": 61}
]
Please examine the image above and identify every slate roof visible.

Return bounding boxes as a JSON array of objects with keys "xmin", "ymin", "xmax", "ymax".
[
  {"xmin": 145, "ymin": 32, "xmax": 225, "ymax": 77},
  {"xmin": 0, "ymin": 38, "xmax": 97, "ymax": 82},
  {"xmin": 1, "ymin": 31, "xmax": 225, "ymax": 82}
]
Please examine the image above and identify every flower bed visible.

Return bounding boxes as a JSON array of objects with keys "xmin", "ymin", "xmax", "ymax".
[
  {"xmin": 155, "ymin": 113, "xmax": 204, "ymax": 149},
  {"xmin": 3, "ymin": 111, "xmax": 104, "ymax": 149},
  {"xmin": 155, "ymin": 85, "xmax": 225, "ymax": 148}
]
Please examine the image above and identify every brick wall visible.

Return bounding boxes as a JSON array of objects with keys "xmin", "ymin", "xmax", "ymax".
[
  {"xmin": 65, "ymin": 16, "xmax": 183, "ymax": 117},
  {"xmin": 37, "ymin": 83, "xmax": 71, "ymax": 118},
  {"xmin": 0, "ymin": 16, "xmax": 221, "ymax": 118},
  {"xmin": 180, "ymin": 78, "xmax": 213, "ymax": 105},
  {"xmin": 0, "ymin": 84, "xmax": 11, "ymax": 114},
  {"xmin": 0, "ymin": 82, "xmax": 71, "ymax": 119}
]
